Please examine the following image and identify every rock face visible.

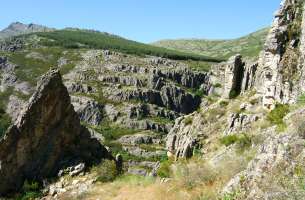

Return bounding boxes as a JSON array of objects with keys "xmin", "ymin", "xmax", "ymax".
[
  {"xmin": 210, "ymin": 55, "xmax": 257, "ymax": 98},
  {"xmin": 0, "ymin": 69, "xmax": 111, "ymax": 196},
  {"xmin": 166, "ymin": 113, "xmax": 205, "ymax": 158},
  {"xmin": 225, "ymin": 113, "xmax": 261, "ymax": 135},
  {"xmin": 255, "ymin": 0, "xmax": 305, "ymax": 108},
  {"xmin": 222, "ymin": 55, "xmax": 245, "ymax": 98}
]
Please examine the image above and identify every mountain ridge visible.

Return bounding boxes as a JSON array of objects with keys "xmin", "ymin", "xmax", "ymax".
[
  {"xmin": 0, "ymin": 22, "xmax": 55, "ymax": 39},
  {"xmin": 152, "ymin": 27, "xmax": 269, "ymax": 59}
]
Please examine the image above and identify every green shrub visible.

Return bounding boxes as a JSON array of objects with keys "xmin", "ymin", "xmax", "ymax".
[
  {"xmin": 236, "ymin": 133, "xmax": 252, "ymax": 149},
  {"xmin": 184, "ymin": 117, "xmax": 193, "ymax": 125},
  {"xmin": 267, "ymin": 103, "xmax": 290, "ymax": 132},
  {"xmin": 220, "ymin": 133, "xmax": 252, "ymax": 150},
  {"xmin": 18, "ymin": 192, "xmax": 42, "ymax": 200},
  {"xmin": 22, "ymin": 180, "xmax": 40, "ymax": 192},
  {"xmin": 220, "ymin": 135, "xmax": 239, "ymax": 146},
  {"xmin": 17, "ymin": 180, "xmax": 42, "ymax": 200},
  {"xmin": 194, "ymin": 89, "xmax": 205, "ymax": 98},
  {"xmin": 229, "ymin": 90, "xmax": 238, "ymax": 99},
  {"xmin": 219, "ymin": 101, "xmax": 229, "ymax": 107},
  {"xmin": 157, "ymin": 159, "xmax": 173, "ymax": 178},
  {"xmin": 214, "ymin": 83, "xmax": 222, "ymax": 88},
  {"xmin": 95, "ymin": 160, "xmax": 118, "ymax": 183}
]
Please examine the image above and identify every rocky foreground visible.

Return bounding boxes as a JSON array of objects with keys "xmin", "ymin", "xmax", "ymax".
[
  {"xmin": 0, "ymin": 69, "xmax": 113, "ymax": 196},
  {"xmin": 0, "ymin": 0, "xmax": 305, "ymax": 199}
]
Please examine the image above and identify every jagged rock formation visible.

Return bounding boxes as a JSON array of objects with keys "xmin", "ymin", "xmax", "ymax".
[
  {"xmin": 222, "ymin": 55, "xmax": 245, "ymax": 98},
  {"xmin": 0, "ymin": 69, "xmax": 111, "ymax": 196},
  {"xmin": 255, "ymin": 0, "xmax": 305, "ymax": 108},
  {"xmin": 225, "ymin": 113, "xmax": 261, "ymax": 135},
  {"xmin": 0, "ymin": 22, "xmax": 54, "ymax": 39},
  {"xmin": 223, "ymin": 109, "xmax": 305, "ymax": 199},
  {"xmin": 210, "ymin": 55, "xmax": 257, "ymax": 98},
  {"xmin": 166, "ymin": 113, "xmax": 201, "ymax": 158}
]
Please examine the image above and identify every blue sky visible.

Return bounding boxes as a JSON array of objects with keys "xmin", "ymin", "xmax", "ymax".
[{"xmin": 0, "ymin": 0, "xmax": 280, "ymax": 43}]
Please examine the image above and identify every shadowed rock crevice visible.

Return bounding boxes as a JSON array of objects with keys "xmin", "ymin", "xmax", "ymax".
[{"xmin": 0, "ymin": 69, "xmax": 112, "ymax": 196}]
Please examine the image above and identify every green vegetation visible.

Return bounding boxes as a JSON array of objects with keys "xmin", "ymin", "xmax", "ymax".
[
  {"xmin": 184, "ymin": 117, "xmax": 193, "ymax": 125},
  {"xmin": 35, "ymin": 30, "xmax": 223, "ymax": 62},
  {"xmin": 92, "ymin": 121, "xmax": 138, "ymax": 141},
  {"xmin": 149, "ymin": 116, "xmax": 174, "ymax": 125},
  {"xmin": 157, "ymin": 158, "xmax": 173, "ymax": 178},
  {"xmin": 185, "ymin": 60, "xmax": 214, "ymax": 72},
  {"xmin": 8, "ymin": 47, "xmax": 80, "ymax": 85},
  {"xmin": 0, "ymin": 109, "xmax": 11, "ymax": 138},
  {"xmin": 229, "ymin": 90, "xmax": 239, "ymax": 99},
  {"xmin": 0, "ymin": 88, "xmax": 13, "ymax": 138},
  {"xmin": 214, "ymin": 83, "xmax": 222, "ymax": 88},
  {"xmin": 220, "ymin": 133, "xmax": 252, "ymax": 150},
  {"xmin": 219, "ymin": 100, "xmax": 229, "ymax": 107},
  {"xmin": 17, "ymin": 180, "xmax": 42, "ymax": 200},
  {"xmin": 267, "ymin": 103, "xmax": 290, "ymax": 132},
  {"xmin": 94, "ymin": 160, "xmax": 118, "ymax": 183},
  {"xmin": 153, "ymin": 28, "xmax": 269, "ymax": 60},
  {"xmin": 297, "ymin": 93, "xmax": 305, "ymax": 105}
]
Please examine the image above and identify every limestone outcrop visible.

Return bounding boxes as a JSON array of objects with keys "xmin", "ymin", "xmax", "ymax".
[
  {"xmin": 255, "ymin": 0, "xmax": 305, "ymax": 108},
  {"xmin": 0, "ymin": 69, "xmax": 111, "ymax": 196},
  {"xmin": 210, "ymin": 55, "xmax": 257, "ymax": 98}
]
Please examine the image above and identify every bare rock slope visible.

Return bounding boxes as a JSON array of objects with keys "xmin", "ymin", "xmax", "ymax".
[{"xmin": 0, "ymin": 69, "xmax": 111, "ymax": 195}]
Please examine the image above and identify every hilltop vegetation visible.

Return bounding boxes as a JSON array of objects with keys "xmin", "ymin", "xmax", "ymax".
[
  {"xmin": 153, "ymin": 28, "xmax": 269, "ymax": 59},
  {"xmin": 35, "ymin": 30, "xmax": 223, "ymax": 62}
]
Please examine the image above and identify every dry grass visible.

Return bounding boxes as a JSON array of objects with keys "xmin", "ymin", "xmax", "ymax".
[{"xmin": 74, "ymin": 149, "xmax": 255, "ymax": 200}]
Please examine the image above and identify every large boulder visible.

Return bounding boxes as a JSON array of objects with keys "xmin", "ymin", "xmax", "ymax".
[{"xmin": 0, "ymin": 69, "xmax": 112, "ymax": 196}]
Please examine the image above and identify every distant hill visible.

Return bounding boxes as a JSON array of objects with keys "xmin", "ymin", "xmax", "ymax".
[
  {"xmin": 0, "ymin": 22, "xmax": 55, "ymax": 39},
  {"xmin": 152, "ymin": 28, "xmax": 269, "ymax": 59},
  {"xmin": 34, "ymin": 29, "xmax": 223, "ymax": 62}
]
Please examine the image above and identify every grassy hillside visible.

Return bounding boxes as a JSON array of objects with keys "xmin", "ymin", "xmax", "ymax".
[
  {"xmin": 153, "ymin": 28, "xmax": 269, "ymax": 60},
  {"xmin": 34, "ymin": 30, "xmax": 223, "ymax": 62}
]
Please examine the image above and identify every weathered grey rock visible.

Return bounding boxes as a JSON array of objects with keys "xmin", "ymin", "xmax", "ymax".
[
  {"xmin": 255, "ymin": 0, "xmax": 305, "ymax": 108},
  {"xmin": 166, "ymin": 113, "xmax": 204, "ymax": 158},
  {"xmin": 71, "ymin": 96, "xmax": 103, "ymax": 126},
  {"xmin": 58, "ymin": 163, "xmax": 86, "ymax": 177},
  {"xmin": 0, "ymin": 37, "xmax": 24, "ymax": 52},
  {"xmin": 98, "ymin": 75, "xmax": 145, "ymax": 87},
  {"xmin": 159, "ymin": 67, "xmax": 210, "ymax": 90},
  {"xmin": 0, "ymin": 69, "xmax": 112, "ymax": 196},
  {"xmin": 122, "ymin": 146, "xmax": 165, "ymax": 159},
  {"xmin": 104, "ymin": 63, "xmax": 147, "ymax": 74},
  {"xmin": 104, "ymin": 104, "xmax": 120, "ymax": 121},
  {"xmin": 225, "ymin": 113, "xmax": 261, "ymax": 135},
  {"xmin": 118, "ymin": 133, "xmax": 159, "ymax": 145},
  {"xmin": 240, "ymin": 62, "xmax": 258, "ymax": 94},
  {"xmin": 127, "ymin": 168, "xmax": 148, "ymax": 176},
  {"xmin": 222, "ymin": 55, "xmax": 245, "ymax": 98},
  {"xmin": 66, "ymin": 82, "xmax": 96, "ymax": 94},
  {"xmin": 120, "ymin": 119, "xmax": 172, "ymax": 133},
  {"xmin": 5, "ymin": 95, "xmax": 26, "ymax": 122},
  {"xmin": 210, "ymin": 56, "xmax": 257, "ymax": 98},
  {"xmin": 108, "ymin": 85, "xmax": 200, "ymax": 114}
]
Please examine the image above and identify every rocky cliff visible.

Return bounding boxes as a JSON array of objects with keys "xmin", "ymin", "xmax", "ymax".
[
  {"xmin": 167, "ymin": 0, "xmax": 305, "ymax": 159},
  {"xmin": 256, "ymin": 0, "xmax": 305, "ymax": 108},
  {"xmin": 0, "ymin": 69, "xmax": 111, "ymax": 196}
]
